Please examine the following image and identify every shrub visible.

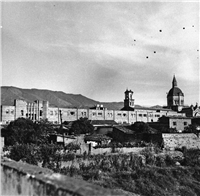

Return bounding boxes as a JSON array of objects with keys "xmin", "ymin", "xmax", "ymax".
[
  {"xmin": 182, "ymin": 149, "xmax": 200, "ymax": 167},
  {"xmin": 64, "ymin": 143, "xmax": 80, "ymax": 151},
  {"xmin": 7, "ymin": 144, "xmax": 38, "ymax": 165},
  {"xmin": 62, "ymin": 153, "xmax": 76, "ymax": 161},
  {"xmin": 141, "ymin": 147, "xmax": 156, "ymax": 166},
  {"xmin": 165, "ymin": 154, "xmax": 176, "ymax": 166}
]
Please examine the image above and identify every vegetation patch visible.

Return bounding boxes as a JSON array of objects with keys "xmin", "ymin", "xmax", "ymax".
[{"xmin": 3, "ymin": 118, "xmax": 200, "ymax": 196}]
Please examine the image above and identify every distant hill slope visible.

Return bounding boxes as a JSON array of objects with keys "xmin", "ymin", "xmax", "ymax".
[{"xmin": 1, "ymin": 86, "xmax": 126, "ymax": 110}]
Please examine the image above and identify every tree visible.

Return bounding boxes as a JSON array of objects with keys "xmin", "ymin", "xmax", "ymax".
[
  {"xmin": 4, "ymin": 118, "xmax": 53, "ymax": 145},
  {"xmin": 183, "ymin": 124, "xmax": 200, "ymax": 137},
  {"xmin": 130, "ymin": 122, "xmax": 152, "ymax": 133},
  {"xmin": 69, "ymin": 117, "xmax": 94, "ymax": 135}
]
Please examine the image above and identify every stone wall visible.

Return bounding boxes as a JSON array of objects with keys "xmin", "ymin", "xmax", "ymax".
[
  {"xmin": 1, "ymin": 158, "xmax": 123, "ymax": 196},
  {"xmin": 162, "ymin": 133, "xmax": 200, "ymax": 150}
]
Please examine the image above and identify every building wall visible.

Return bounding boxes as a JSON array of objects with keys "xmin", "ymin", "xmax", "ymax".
[
  {"xmin": 61, "ymin": 108, "xmax": 78, "ymax": 122},
  {"xmin": 104, "ymin": 110, "xmax": 114, "ymax": 121},
  {"xmin": 14, "ymin": 99, "xmax": 27, "ymax": 119},
  {"xmin": 1, "ymin": 137, "xmax": 5, "ymax": 152},
  {"xmin": 169, "ymin": 118, "xmax": 191, "ymax": 131},
  {"xmin": 1, "ymin": 106, "xmax": 15, "ymax": 124},
  {"xmin": 47, "ymin": 107, "xmax": 60, "ymax": 124},
  {"xmin": 12, "ymin": 99, "xmax": 46, "ymax": 122},
  {"xmin": 114, "ymin": 110, "xmax": 129, "ymax": 124},
  {"xmin": 89, "ymin": 109, "xmax": 105, "ymax": 121},
  {"xmin": 0, "ymin": 99, "xmax": 184, "ymax": 125}
]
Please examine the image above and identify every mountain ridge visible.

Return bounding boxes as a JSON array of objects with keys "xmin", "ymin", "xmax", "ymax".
[
  {"xmin": 1, "ymin": 86, "xmax": 161, "ymax": 110},
  {"xmin": 1, "ymin": 86, "xmax": 125, "ymax": 110}
]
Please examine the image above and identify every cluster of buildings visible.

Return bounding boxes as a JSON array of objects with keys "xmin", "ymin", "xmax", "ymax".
[{"xmin": 1, "ymin": 76, "xmax": 200, "ymax": 131}]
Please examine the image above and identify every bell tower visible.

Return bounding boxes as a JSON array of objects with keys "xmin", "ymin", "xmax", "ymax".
[{"xmin": 124, "ymin": 89, "xmax": 135, "ymax": 108}]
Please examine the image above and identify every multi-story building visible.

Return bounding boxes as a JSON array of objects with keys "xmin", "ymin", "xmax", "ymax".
[{"xmin": 1, "ymin": 76, "xmax": 199, "ymax": 125}]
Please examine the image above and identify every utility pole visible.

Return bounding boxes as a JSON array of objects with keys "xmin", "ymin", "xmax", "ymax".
[{"xmin": 59, "ymin": 110, "xmax": 64, "ymax": 146}]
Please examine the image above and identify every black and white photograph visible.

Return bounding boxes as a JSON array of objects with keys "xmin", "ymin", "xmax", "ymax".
[{"xmin": 1, "ymin": 0, "xmax": 200, "ymax": 195}]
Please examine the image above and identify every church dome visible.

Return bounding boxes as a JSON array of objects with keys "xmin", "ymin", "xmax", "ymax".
[{"xmin": 167, "ymin": 87, "xmax": 184, "ymax": 97}]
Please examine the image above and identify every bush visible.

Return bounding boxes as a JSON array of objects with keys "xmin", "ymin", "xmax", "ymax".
[
  {"xmin": 62, "ymin": 153, "xmax": 76, "ymax": 161},
  {"xmin": 64, "ymin": 143, "xmax": 80, "ymax": 151},
  {"xmin": 182, "ymin": 149, "xmax": 200, "ymax": 167},
  {"xmin": 165, "ymin": 154, "xmax": 176, "ymax": 166},
  {"xmin": 7, "ymin": 144, "xmax": 39, "ymax": 165}
]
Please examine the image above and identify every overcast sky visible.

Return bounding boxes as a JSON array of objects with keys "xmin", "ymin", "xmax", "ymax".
[{"xmin": 2, "ymin": 1, "xmax": 199, "ymax": 106}]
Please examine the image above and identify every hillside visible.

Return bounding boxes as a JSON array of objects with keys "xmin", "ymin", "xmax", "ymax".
[{"xmin": 1, "ymin": 86, "xmax": 125, "ymax": 109}]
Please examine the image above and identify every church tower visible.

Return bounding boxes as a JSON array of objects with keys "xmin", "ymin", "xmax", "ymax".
[
  {"xmin": 167, "ymin": 75, "xmax": 184, "ymax": 111},
  {"xmin": 122, "ymin": 89, "xmax": 135, "ymax": 110}
]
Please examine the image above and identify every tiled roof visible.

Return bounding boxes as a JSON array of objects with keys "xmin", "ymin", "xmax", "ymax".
[
  {"xmin": 90, "ymin": 120, "xmax": 118, "ymax": 126},
  {"xmin": 114, "ymin": 126, "xmax": 134, "ymax": 134},
  {"xmin": 161, "ymin": 115, "xmax": 192, "ymax": 119},
  {"xmin": 121, "ymin": 106, "xmax": 173, "ymax": 112}
]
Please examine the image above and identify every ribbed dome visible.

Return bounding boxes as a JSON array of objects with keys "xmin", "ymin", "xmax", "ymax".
[{"xmin": 167, "ymin": 87, "xmax": 184, "ymax": 97}]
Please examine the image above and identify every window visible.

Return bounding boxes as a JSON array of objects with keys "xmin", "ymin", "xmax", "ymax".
[
  {"xmin": 50, "ymin": 111, "xmax": 53, "ymax": 115},
  {"xmin": 55, "ymin": 111, "xmax": 58, "ymax": 115},
  {"xmin": 40, "ymin": 110, "xmax": 43, "ymax": 116},
  {"xmin": 143, "ymin": 114, "xmax": 147, "ymax": 117},
  {"xmin": 81, "ymin": 112, "xmax": 87, "ymax": 116},
  {"xmin": 70, "ymin": 111, "xmax": 75, "ymax": 116},
  {"xmin": 108, "ymin": 112, "xmax": 113, "ymax": 117},
  {"xmin": 21, "ymin": 110, "xmax": 24, "ymax": 116},
  {"xmin": 123, "ymin": 113, "xmax": 126, "ymax": 117},
  {"xmin": 10, "ymin": 110, "xmax": 14, "ymax": 114},
  {"xmin": 139, "ymin": 114, "xmax": 142, "ymax": 117},
  {"xmin": 98, "ymin": 112, "xmax": 102, "ymax": 116},
  {"xmin": 93, "ymin": 112, "xmax": 96, "ymax": 116},
  {"xmin": 173, "ymin": 122, "xmax": 177, "ymax": 126},
  {"xmin": 184, "ymin": 122, "xmax": 187, "ymax": 126},
  {"xmin": 6, "ymin": 109, "xmax": 9, "ymax": 114}
]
